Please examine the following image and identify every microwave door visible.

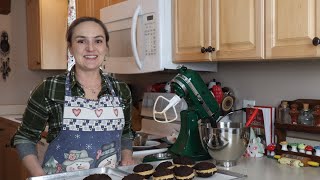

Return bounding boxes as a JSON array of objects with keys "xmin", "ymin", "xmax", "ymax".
[{"xmin": 103, "ymin": 21, "xmax": 144, "ymax": 74}]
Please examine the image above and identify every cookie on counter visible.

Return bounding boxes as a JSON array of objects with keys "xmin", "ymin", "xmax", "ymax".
[
  {"xmin": 133, "ymin": 163, "xmax": 154, "ymax": 179},
  {"xmin": 152, "ymin": 168, "xmax": 174, "ymax": 180},
  {"xmin": 173, "ymin": 156, "xmax": 195, "ymax": 167},
  {"xmin": 122, "ymin": 173, "xmax": 146, "ymax": 180},
  {"xmin": 193, "ymin": 161, "xmax": 217, "ymax": 177},
  {"xmin": 155, "ymin": 161, "xmax": 174, "ymax": 171},
  {"xmin": 83, "ymin": 173, "xmax": 111, "ymax": 180},
  {"xmin": 173, "ymin": 166, "xmax": 195, "ymax": 180}
]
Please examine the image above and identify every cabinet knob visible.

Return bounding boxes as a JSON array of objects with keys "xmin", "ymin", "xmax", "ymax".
[
  {"xmin": 201, "ymin": 46, "xmax": 216, "ymax": 53},
  {"xmin": 312, "ymin": 37, "xmax": 320, "ymax": 46},
  {"xmin": 201, "ymin": 47, "xmax": 206, "ymax": 53}
]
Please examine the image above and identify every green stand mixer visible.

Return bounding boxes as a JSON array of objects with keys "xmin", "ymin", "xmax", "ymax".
[{"xmin": 153, "ymin": 66, "xmax": 220, "ymax": 161}]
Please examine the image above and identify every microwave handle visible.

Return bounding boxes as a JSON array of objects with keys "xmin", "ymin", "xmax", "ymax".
[{"xmin": 131, "ymin": 5, "xmax": 142, "ymax": 70}]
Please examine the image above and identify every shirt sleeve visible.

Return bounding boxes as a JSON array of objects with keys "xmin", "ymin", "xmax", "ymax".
[
  {"xmin": 116, "ymin": 81, "xmax": 133, "ymax": 151},
  {"xmin": 12, "ymin": 80, "xmax": 49, "ymax": 149}
]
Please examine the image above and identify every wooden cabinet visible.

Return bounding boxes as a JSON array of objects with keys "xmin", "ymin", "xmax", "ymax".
[
  {"xmin": 217, "ymin": 0, "xmax": 264, "ymax": 61},
  {"xmin": 173, "ymin": 0, "xmax": 264, "ymax": 63},
  {"xmin": 76, "ymin": 0, "xmax": 108, "ymax": 19},
  {"xmin": 266, "ymin": 0, "xmax": 320, "ymax": 59},
  {"xmin": 26, "ymin": 0, "xmax": 68, "ymax": 70},
  {"xmin": 173, "ymin": 0, "xmax": 216, "ymax": 62},
  {"xmin": 0, "ymin": 0, "xmax": 11, "ymax": 15},
  {"xmin": 76, "ymin": 0, "xmax": 126, "ymax": 19},
  {"xmin": 0, "ymin": 118, "xmax": 30, "ymax": 180}
]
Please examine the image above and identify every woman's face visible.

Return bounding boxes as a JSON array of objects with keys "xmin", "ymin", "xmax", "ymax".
[{"xmin": 69, "ymin": 21, "xmax": 108, "ymax": 71}]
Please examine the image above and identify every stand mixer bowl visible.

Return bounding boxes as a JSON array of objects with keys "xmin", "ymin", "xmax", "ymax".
[{"xmin": 198, "ymin": 121, "xmax": 250, "ymax": 167}]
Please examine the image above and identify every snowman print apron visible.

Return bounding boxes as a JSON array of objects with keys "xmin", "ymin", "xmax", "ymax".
[{"xmin": 42, "ymin": 73, "xmax": 125, "ymax": 174}]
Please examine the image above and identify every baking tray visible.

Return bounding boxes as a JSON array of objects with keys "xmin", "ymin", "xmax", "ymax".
[
  {"xmin": 27, "ymin": 167, "xmax": 129, "ymax": 180},
  {"xmin": 215, "ymin": 169, "xmax": 247, "ymax": 180},
  {"xmin": 118, "ymin": 160, "xmax": 248, "ymax": 180}
]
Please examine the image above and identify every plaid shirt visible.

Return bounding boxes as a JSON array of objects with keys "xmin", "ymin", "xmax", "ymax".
[{"xmin": 13, "ymin": 68, "xmax": 133, "ymax": 151}]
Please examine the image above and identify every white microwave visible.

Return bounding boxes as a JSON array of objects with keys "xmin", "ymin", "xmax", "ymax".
[{"xmin": 100, "ymin": 0, "xmax": 217, "ymax": 74}]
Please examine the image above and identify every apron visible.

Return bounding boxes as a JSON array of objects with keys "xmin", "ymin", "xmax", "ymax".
[{"xmin": 42, "ymin": 73, "xmax": 125, "ymax": 174}]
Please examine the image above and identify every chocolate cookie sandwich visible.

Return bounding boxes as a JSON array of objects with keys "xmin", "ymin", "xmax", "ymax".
[
  {"xmin": 83, "ymin": 173, "xmax": 111, "ymax": 180},
  {"xmin": 152, "ymin": 168, "xmax": 174, "ymax": 180},
  {"xmin": 173, "ymin": 166, "xmax": 195, "ymax": 180},
  {"xmin": 133, "ymin": 163, "xmax": 154, "ymax": 179},
  {"xmin": 173, "ymin": 156, "xmax": 195, "ymax": 167},
  {"xmin": 155, "ymin": 161, "xmax": 175, "ymax": 171},
  {"xmin": 193, "ymin": 161, "xmax": 217, "ymax": 177},
  {"xmin": 122, "ymin": 173, "xmax": 146, "ymax": 180}
]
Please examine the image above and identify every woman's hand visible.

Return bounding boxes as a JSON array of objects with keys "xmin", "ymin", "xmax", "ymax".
[
  {"xmin": 120, "ymin": 149, "xmax": 135, "ymax": 166},
  {"xmin": 22, "ymin": 154, "xmax": 46, "ymax": 177}
]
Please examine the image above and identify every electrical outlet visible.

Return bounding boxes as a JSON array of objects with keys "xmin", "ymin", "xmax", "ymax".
[{"xmin": 243, "ymin": 100, "xmax": 256, "ymax": 108}]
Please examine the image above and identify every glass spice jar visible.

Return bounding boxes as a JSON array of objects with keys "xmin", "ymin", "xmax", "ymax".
[
  {"xmin": 289, "ymin": 103, "xmax": 299, "ymax": 125},
  {"xmin": 298, "ymin": 103, "xmax": 314, "ymax": 126},
  {"xmin": 313, "ymin": 105, "xmax": 320, "ymax": 127},
  {"xmin": 279, "ymin": 101, "xmax": 291, "ymax": 124}
]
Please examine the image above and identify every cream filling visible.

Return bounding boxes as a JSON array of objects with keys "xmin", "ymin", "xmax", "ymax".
[
  {"xmin": 175, "ymin": 172, "xmax": 195, "ymax": 179},
  {"xmin": 174, "ymin": 164, "xmax": 193, "ymax": 168},
  {"xmin": 195, "ymin": 167, "xmax": 217, "ymax": 174},
  {"xmin": 136, "ymin": 169, "xmax": 155, "ymax": 176},
  {"xmin": 153, "ymin": 174, "xmax": 174, "ymax": 180}
]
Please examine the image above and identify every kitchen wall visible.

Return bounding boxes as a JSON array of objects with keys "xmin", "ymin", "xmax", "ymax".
[
  {"xmin": 117, "ymin": 60, "xmax": 320, "ymax": 109},
  {"xmin": 117, "ymin": 60, "xmax": 320, "ymax": 142},
  {"xmin": 2, "ymin": 0, "xmax": 320, "ymax": 115},
  {"xmin": 0, "ymin": 0, "xmax": 63, "ymax": 106}
]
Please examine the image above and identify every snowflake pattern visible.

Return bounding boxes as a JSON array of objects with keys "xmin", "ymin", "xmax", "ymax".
[
  {"xmin": 56, "ymin": 145, "xmax": 61, "ymax": 150},
  {"xmin": 86, "ymin": 144, "xmax": 93, "ymax": 150},
  {"xmin": 75, "ymin": 134, "xmax": 80, "ymax": 139}
]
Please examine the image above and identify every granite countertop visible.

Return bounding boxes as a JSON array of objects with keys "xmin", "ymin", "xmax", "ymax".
[
  {"xmin": 0, "ymin": 114, "xmax": 23, "ymax": 123},
  {"xmin": 127, "ymin": 156, "xmax": 320, "ymax": 180},
  {"xmin": 0, "ymin": 114, "xmax": 48, "ymax": 137},
  {"xmin": 224, "ymin": 156, "xmax": 319, "ymax": 180}
]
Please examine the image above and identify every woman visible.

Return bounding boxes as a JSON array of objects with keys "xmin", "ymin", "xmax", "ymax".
[{"xmin": 12, "ymin": 17, "xmax": 135, "ymax": 176}]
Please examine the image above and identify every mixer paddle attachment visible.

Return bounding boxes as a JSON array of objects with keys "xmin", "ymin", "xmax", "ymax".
[{"xmin": 153, "ymin": 95, "xmax": 181, "ymax": 123}]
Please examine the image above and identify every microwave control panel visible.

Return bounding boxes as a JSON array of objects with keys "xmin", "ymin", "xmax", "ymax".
[{"xmin": 143, "ymin": 13, "xmax": 157, "ymax": 56}]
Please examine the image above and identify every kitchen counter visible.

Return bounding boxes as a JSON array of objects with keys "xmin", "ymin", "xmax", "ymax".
[
  {"xmin": 2, "ymin": 115, "xmax": 319, "ymax": 179},
  {"xmin": 0, "ymin": 114, "xmax": 23, "ymax": 123},
  {"xmin": 127, "ymin": 156, "xmax": 319, "ymax": 180},
  {"xmin": 0, "ymin": 114, "xmax": 49, "ymax": 138},
  {"xmin": 224, "ymin": 156, "xmax": 319, "ymax": 180}
]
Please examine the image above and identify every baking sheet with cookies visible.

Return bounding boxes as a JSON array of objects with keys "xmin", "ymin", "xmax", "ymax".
[
  {"xmin": 27, "ymin": 167, "xmax": 129, "ymax": 180},
  {"xmin": 118, "ymin": 160, "xmax": 247, "ymax": 180}
]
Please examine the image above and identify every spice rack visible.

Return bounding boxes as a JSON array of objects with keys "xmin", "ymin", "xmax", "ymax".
[{"xmin": 275, "ymin": 99, "xmax": 320, "ymax": 163}]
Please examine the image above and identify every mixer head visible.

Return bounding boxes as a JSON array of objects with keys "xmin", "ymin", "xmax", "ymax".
[{"xmin": 170, "ymin": 66, "xmax": 220, "ymax": 124}]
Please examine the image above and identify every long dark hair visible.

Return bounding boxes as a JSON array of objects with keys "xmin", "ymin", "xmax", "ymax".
[{"xmin": 66, "ymin": 17, "xmax": 109, "ymax": 48}]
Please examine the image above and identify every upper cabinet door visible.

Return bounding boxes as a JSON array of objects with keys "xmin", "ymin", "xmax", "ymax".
[
  {"xmin": 76, "ymin": 0, "xmax": 91, "ymax": 18},
  {"xmin": 76, "ymin": 0, "xmax": 125, "ymax": 19},
  {"xmin": 108, "ymin": 0, "xmax": 126, "ymax": 6},
  {"xmin": 173, "ymin": 0, "xmax": 264, "ymax": 63},
  {"xmin": 266, "ymin": 0, "xmax": 320, "ymax": 59},
  {"xmin": 26, "ymin": 0, "xmax": 68, "ymax": 70},
  {"xmin": 173, "ymin": 0, "xmax": 217, "ymax": 62},
  {"xmin": 217, "ymin": 0, "xmax": 264, "ymax": 60}
]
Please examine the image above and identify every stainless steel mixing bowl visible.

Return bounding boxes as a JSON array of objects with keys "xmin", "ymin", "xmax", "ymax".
[{"xmin": 198, "ymin": 121, "xmax": 250, "ymax": 167}]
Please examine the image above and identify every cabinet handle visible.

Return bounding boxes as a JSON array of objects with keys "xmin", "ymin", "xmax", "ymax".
[
  {"xmin": 312, "ymin": 37, "xmax": 320, "ymax": 46},
  {"xmin": 5, "ymin": 144, "xmax": 10, "ymax": 148},
  {"xmin": 201, "ymin": 46, "xmax": 215, "ymax": 53}
]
